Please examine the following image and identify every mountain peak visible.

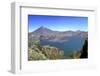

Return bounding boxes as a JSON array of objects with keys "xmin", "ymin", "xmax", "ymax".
[
  {"xmin": 38, "ymin": 26, "xmax": 47, "ymax": 29},
  {"xmin": 34, "ymin": 26, "xmax": 52, "ymax": 33}
]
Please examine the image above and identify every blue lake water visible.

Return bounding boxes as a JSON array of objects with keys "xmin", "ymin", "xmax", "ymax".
[{"xmin": 40, "ymin": 36, "xmax": 85, "ymax": 57}]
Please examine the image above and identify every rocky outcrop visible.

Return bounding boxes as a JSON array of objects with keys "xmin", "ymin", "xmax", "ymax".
[{"xmin": 28, "ymin": 43, "xmax": 64, "ymax": 60}]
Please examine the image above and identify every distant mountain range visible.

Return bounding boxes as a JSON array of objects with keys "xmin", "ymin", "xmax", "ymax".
[{"xmin": 28, "ymin": 26, "xmax": 88, "ymax": 43}]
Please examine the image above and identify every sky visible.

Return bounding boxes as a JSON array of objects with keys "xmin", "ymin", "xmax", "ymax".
[{"xmin": 28, "ymin": 15, "xmax": 88, "ymax": 32}]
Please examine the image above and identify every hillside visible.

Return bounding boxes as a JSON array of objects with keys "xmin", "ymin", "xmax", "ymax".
[{"xmin": 28, "ymin": 26, "xmax": 88, "ymax": 43}]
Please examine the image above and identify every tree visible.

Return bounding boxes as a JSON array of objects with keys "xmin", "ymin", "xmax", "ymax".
[{"xmin": 80, "ymin": 39, "xmax": 88, "ymax": 58}]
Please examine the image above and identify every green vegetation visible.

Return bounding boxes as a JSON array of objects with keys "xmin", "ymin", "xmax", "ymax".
[
  {"xmin": 28, "ymin": 39, "xmax": 88, "ymax": 60},
  {"xmin": 41, "ymin": 45, "xmax": 64, "ymax": 59},
  {"xmin": 80, "ymin": 39, "xmax": 88, "ymax": 58},
  {"xmin": 28, "ymin": 48, "xmax": 47, "ymax": 60},
  {"xmin": 28, "ymin": 41, "xmax": 64, "ymax": 60}
]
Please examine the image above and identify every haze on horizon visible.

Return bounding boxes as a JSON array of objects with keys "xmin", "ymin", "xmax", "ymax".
[{"xmin": 28, "ymin": 15, "xmax": 88, "ymax": 33}]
